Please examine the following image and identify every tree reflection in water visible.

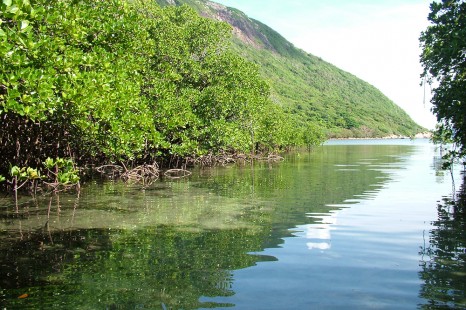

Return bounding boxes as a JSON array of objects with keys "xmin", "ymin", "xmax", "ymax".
[
  {"xmin": 0, "ymin": 191, "xmax": 277, "ymax": 309},
  {"xmin": 419, "ymin": 176, "xmax": 466, "ymax": 309}
]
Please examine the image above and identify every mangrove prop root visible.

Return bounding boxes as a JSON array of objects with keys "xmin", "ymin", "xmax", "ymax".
[
  {"xmin": 121, "ymin": 164, "xmax": 160, "ymax": 183},
  {"xmin": 96, "ymin": 165, "xmax": 125, "ymax": 176},
  {"xmin": 264, "ymin": 154, "xmax": 285, "ymax": 162},
  {"xmin": 42, "ymin": 181, "xmax": 80, "ymax": 194},
  {"xmin": 164, "ymin": 169, "xmax": 192, "ymax": 179},
  {"xmin": 188, "ymin": 153, "xmax": 284, "ymax": 166}
]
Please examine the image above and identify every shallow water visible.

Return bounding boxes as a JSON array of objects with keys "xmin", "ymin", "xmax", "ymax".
[{"xmin": 0, "ymin": 139, "xmax": 464, "ymax": 309}]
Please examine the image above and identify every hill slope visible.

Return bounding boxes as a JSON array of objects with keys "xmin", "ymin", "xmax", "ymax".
[{"xmin": 155, "ymin": 0, "xmax": 425, "ymax": 137}]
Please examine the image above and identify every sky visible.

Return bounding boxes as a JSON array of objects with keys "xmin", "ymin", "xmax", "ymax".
[{"xmin": 214, "ymin": 0, "xmax": 436, "ymax": 129}]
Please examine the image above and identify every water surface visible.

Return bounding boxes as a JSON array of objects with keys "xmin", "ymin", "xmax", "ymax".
[{"xmin": 0, "ymin": 139, "xmax": 463, "ymax": 309}]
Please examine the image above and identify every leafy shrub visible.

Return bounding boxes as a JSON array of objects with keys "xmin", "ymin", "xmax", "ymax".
[{"xmin": 0, "ymin": 0, "xmax": 321, "ymax": 177}]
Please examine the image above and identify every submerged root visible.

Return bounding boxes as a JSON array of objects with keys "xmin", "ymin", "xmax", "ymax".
[
  {"xmin": 190, "ymin": 154, "xmax": 216, "ymax": 167},
  {"xmin": 217, "ymin": 155, "xmax": 236, "ymax": 165},
  {"xmin": 164, "ymin": 169, "xmax": 192, "ymax": 179},
  {"xmin": 93, "ymin": 152, "xmax": 283, "ymax": 184},
  {"xmin": 96, "ymin": 165, "xmax": 125, "ymax": 178},
  {"xmin": 265, "ymin": 154, "xmax": 285, "ymax": 162},
  {"xmin": 185, "ymin": 152, "xmax": 284, "ymax": 167}
]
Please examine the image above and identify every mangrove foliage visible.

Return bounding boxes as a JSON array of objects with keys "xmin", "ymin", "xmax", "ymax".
[
  {"xmin": 420, "ymin": 0, "xmax": 466, "ymax": 165},
  {"xmin": 0, "ymin": 0, "xmax": 323, "ymax": 185}
]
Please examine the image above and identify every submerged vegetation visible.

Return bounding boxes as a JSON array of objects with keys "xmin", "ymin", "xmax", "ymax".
[{"xmin": 0, "ymin": 0, "xmax": 323, "ymax": 189}]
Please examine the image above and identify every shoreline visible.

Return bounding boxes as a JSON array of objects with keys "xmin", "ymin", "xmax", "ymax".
[{"xmin": 328, "ymin": 132, "xmax": 432, "ymax": 141}]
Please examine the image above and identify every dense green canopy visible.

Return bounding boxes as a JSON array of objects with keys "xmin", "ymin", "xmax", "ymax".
[{"xmin": 0, "ymin": 0, "xmax": 322, "ymax": 177}]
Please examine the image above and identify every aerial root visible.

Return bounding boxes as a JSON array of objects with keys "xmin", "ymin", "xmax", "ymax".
[
  {"xmin": 186, "ymin": 153, "xmax": 284, "ymax": 167},
  {"xmin": 42, "ymin": 181, "xmax": 80, "ymax": 194},
  {"xmin": 121, "ymin": 164, "xmax": 160, "ymax": 184},
  {"xmin": 96, "ymin": 164, "xmax": 125, "ymax": 177}
]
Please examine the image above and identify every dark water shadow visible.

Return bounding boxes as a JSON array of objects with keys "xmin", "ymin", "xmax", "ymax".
[{"xmin": 419, "ymin": 175, "xmax": 466, "ymax": 309}]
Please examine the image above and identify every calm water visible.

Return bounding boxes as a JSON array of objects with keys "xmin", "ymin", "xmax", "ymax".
[{"xmin": 0, "ymin": 139, "xmax": 465, "ymax": 309}]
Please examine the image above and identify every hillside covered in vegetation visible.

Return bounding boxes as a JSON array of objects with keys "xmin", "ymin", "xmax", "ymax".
[{"xmin": 156, "ymin": 0, "xmax": 425, "ymax": 138}]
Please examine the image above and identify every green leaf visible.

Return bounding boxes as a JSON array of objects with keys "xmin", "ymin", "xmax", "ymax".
[
  {"xmin": 10, "ymin": 165, "xmax": 20, "ymax": 177},
  {"xmin": 20, "ymin": 20, "xmax": 29, "ymax": 31},
  {"xmin": 43, "ymin": 157, "xmax": 55, "ymax": 169},
  {"xmin": 3, "ymin": 0, "xmax": 12, "ymax": 7},
  {"xmin": 26, "ymin": 167, "xmax": 39, "ymax": 179},
  {"xmin": 57, "ymin": 172, "xmax": 70, "ymax": 184},
  {"xmin": 19, "ymin": 170, "xmax": 28, "ymax": 181},
  {"xmin": 8, "ymin": 4, "xmax": 19, "ymax": 14},
  {"xmin": 69, "ymin": 174, "xmax": 80, "ymax": 184}
]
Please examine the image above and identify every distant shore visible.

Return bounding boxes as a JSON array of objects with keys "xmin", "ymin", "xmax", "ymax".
[
  {"xmin": 329, "ymin": 131, "xmax": 432, "ymax": 140},
  {"xmin": 384, "ymin": 131, "xmax": 432, "ymax": 139}
]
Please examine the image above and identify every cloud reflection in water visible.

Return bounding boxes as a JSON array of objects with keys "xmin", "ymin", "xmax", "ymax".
[{"xmin": 305, "ymin": 212, "xmax": 338, "ymax": 250}]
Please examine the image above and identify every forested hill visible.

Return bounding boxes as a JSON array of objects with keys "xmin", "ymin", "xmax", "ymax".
[{"xmin": 155, "ymin": 0, "xmax": 425, "ymax": 138}]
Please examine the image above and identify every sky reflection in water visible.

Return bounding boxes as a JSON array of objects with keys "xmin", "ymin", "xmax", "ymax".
[{"xmin": 0, "ymin": 139, "xmax": 463, "ymax": 309}]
